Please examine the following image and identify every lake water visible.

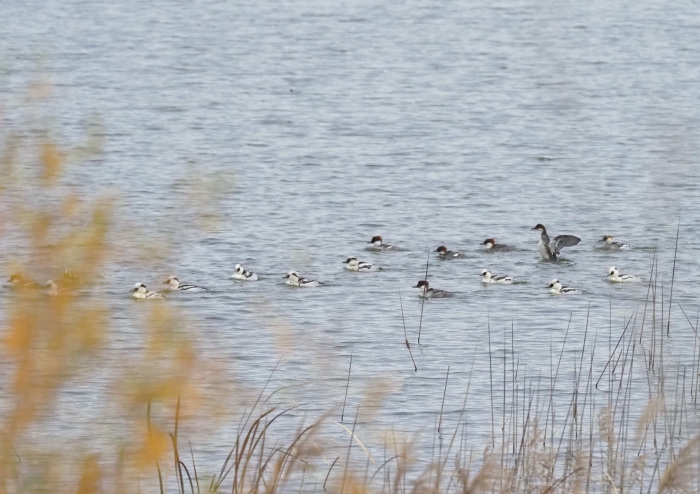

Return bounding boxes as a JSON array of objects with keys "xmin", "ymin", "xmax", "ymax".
[{"xmin": 2, "ymin": 0, "xmax": 699, "ymax": 491}]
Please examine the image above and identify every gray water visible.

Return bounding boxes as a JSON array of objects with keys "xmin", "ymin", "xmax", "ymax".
[{"xmin": 2, "ymin": 0, "xmax": 700, "ymax": 490}]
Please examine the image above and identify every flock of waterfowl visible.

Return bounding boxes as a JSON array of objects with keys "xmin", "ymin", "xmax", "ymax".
[
  {"xmin": 6, "ymin": 224, "xmax": 640, "ymax": 300},
  {"xmin": 417, "ymin": 225, "xmax": 639, "ymax": 297}
]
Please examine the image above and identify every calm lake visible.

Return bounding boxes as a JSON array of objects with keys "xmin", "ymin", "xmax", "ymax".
[{"xmin": 1, "ymin": 0, "xmax": 699, "ymax": 491}]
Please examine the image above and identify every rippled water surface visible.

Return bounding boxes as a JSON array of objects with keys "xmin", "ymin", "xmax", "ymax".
[{"xmin": 2, "ymin": 0, "xmax": 700, "ymax": 489}]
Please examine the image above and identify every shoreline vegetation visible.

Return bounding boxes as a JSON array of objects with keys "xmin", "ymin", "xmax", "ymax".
[
  {"xmin": 1, "ymin": 100, "xmax": 699, "ymax": 493},
  {"xmin": 147, "ymin": 257, "xmax": 700, "ymax": 494}
]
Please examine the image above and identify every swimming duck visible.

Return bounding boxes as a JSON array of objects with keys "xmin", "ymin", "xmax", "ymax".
[
  {"xmin": 600, "ymin": 235, "xmax": 631, "ymax": 250},
  {"xmin": 232, "ymin": 264, "xmax": 259, "ymax": 281},
  {"xmin": 532, "ymin": 224, "xmax": 581, "ymax": 260},
  {"xmin": 608, "ymin": 266, "xmax": 640, "ymax": 283},
  {"xmin": 284, "ymin": 271, "xmax": 320, "ymax": 287},
  {"xmin": 131, "ymin": 283, "xmax": 165, "ymax": 299},
  {"xmin": 163, "ymin": 276, "xmax": 209, "ymax": 292},
  {"xmin": 481, "ymin": 269, "xmax": 515, "ymax": 285},
  {"xmin": 435, "ymin": 245, "xmax": 465, "ymax": 258},
  {"xmin": 367, "ymin": 235, "xmax": 396, "ymax": 251},
  {"xmin": 413, "ymin": 280, "xmax": 452, "ymax": 298},
  {"xmin": 344, "ymin": 256, "xmax": 381, "ymax": 272},
  {"xmin": 548, "ymin": 279, "xmax": 578, "ymax": 294},
  {"xmin": 482, "ymin": 238, "xmax": 513, "ymax": 252}
]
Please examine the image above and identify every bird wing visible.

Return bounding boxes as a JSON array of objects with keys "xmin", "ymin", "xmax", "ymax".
[{"xmin": 550, "ymin": 235, "xmax": 581, "ymax": 255}]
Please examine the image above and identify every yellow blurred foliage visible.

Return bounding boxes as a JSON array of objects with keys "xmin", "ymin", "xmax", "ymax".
[
  {"xmin": 0, "ymin": 109, "xmax": 200, "ymax": 491},
  {"xmin": 75, "ymin": 455, "xmax": 102, "ymax": 494},
  {"xmin": 40, "ymin": 141, "xmax": 63, "ymax": 184}
]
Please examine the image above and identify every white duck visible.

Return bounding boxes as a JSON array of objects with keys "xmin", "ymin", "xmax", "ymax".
[
  {"xmin": 344, "ymin": 256, "xmax": 381, "ymax": 272},
  {"xmin": 163, "ymin": 276, "xmax": 208, "ymax": 292},
  {"xmin": 608, "ymin": 266, "xmax": 640, "ymax": 283},
  {"xmin": 232, "ymin": 264, "xmax": 259, "ymax": 281},
  {"xmin": 284, "ymin": 271, "xmax": 320, "ymax": 287},
  {"xmin": 481, "ymin": 269, "xmax": 515, "ymax": 285},
  {"xmin": 132, "ymin": 283, "xmax": 165, "ymax": 299},
  {"xmin": 548, "ymin": 279, "xmax": 577, "ymax": 294}
]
